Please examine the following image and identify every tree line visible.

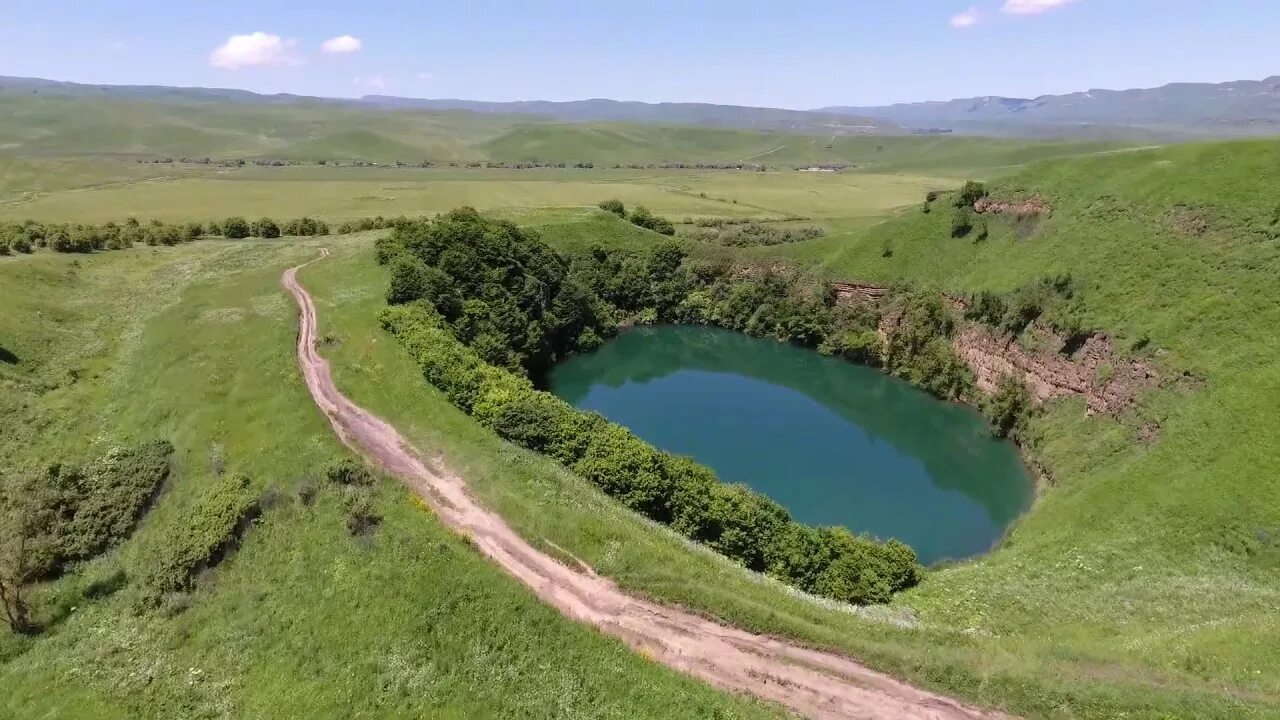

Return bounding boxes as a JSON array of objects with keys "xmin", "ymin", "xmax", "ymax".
[
  {"xmin": 0, "ymin": 215, "xmax": 412, "ymax": 256},
  {"xmin": 137, "ymin": 157, "xmax": 777, "ymax": 172}
]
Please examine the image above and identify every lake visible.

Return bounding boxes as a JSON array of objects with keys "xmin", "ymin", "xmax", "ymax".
[{"xmin": 548, "ymin": 325, "xmax": 1033, "ymax": 565}]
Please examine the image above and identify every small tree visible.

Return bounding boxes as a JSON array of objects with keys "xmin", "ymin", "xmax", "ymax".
[
  {"xmin": 0, "ymin": 487, "xmax": 38, "ymax": 634},
  {"xmin": 251, "ymin": 217, "xmax": 280, "ymax": 239},
  {"xmin": 954, "ymin": 180, "xmax": 988, "ymax": 208},
  {"xmin": 222, "ymin": 217, "xmax": 250, "ymax": 239}
]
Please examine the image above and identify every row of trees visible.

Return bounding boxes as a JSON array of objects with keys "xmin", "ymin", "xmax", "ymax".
[
  {"xmin": 0, "ymin": 214, "xmax": 407, "ymax": 256},
  {"xmin": 144, "ymin": 157, "xmax": 774, "ymax": 172},
  {"xmin": 598, "ymin": 200, "xmax": 676, "ymax": 235},
  {"xmin": 380, "ymin": 303, "xmax": 921, "ymax": 605}
]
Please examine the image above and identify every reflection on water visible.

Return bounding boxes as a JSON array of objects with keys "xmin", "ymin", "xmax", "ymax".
[{"xmin": 549, "ymin": 325, "xmax": 1033, "ymax": 564}]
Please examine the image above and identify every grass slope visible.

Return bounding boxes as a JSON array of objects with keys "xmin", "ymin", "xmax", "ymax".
[
  {"xmin": 0, "ymin": 243, "xmax": 778, "ymax": 719},
  {"xmin": 0, "ymin": 165, "xmax": 946, "ymax": 226},
  {"xmin": 481, "ymin": 123, "xmax": 1126, "ymax": 174},
  {"xmin": 0, "ymin": 95, "xmax": 515, "ymax": 161}
]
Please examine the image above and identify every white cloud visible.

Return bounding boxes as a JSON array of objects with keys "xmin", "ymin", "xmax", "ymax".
[
  {"xmin": 950, "ymin": 6, "xmax": 980, "ymax": 28},
  {"xmin": 1002, "ymin": 0, "xmax": 1079, "ymax": 15},
  {"xmin": 321, "ymin": 35, "xmax": 362, "ymax": 54},
  {"xmin": 209, "ymin": 32, "xmax": 300, "ymax": 70}
]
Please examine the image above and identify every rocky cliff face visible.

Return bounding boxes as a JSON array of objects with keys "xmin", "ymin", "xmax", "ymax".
[
  {"xmin": 953, "ymin": 323, "xmax": 1156, "ymax": 415},
  {"xmin": 835, "ymin": 280, "xmax": 1157, "ymax": 416}
]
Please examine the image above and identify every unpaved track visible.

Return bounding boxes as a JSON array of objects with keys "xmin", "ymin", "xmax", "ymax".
[{"xmin": 283, "ymin": 250, "xmax": 1014, "ymax": 720}]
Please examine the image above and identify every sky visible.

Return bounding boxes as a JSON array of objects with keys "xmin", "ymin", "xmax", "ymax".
[{"xmin": 0, "ymin": 0, "xmax": 1277, "ymax": 108}]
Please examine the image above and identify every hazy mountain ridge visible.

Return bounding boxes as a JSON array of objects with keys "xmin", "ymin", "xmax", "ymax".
[
  {"xmin": 360, "ymin": 96, "xmax": 901, "ymax": 135},
  {"xmin": 823, "ymin": 76, "xmax": 1280, "ymax": 137}
]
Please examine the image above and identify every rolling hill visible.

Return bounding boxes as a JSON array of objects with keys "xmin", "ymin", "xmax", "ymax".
[{"xmin": 825, "ymin": 75, "xmax": 1280, "ymax": 138}]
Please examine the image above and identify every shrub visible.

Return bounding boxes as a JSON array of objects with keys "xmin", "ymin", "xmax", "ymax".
[
  {"xmin": 951, "ymin": 207, "xmax": 974, "ymax": 238},
  {"xmin": 954, "ymin": 180, "xmax": 988, "ymax": 208},
  {"xmin": 324, "ymin": 458, "xmax": 374, "ymax": 487},
  {"xmin": 983, "ymin": 374, "xmax": 1034, "ymax": 439},
  {"xmin": 0, "ymin": 441, "xmax": 173, "ymax": 580},
  {"xmin": 139, "ymin": 472, "xmax": 260, "ymax": 599},
  {"xmin": 598, "ymin": 199, "xmax": 626, "ymax": 217},
  {"xmin": 251, "ymin": 217, "xmax": 280, "ymax": 239},
  {"xmin": 629, "ymin": 206, "xmax": 676, "ymax": 235},
  {"xmin": 343, "ymin": 493, "xmax": 382, "ymax": 536},
  {"xmin": 222, "ymin": 216, "xmax": 250, "ymax": 239}
]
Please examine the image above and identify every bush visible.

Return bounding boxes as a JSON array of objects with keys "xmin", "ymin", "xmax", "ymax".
[
  {"xmin": 598, "ymin": 199, "xmax": 626, "ymax": 217},
  {"xmin": 628, "ymin": 206, "xmax": 676, "ymax": 235},
  {"xmin": 139, "ymin": 473, "xmax": 260, "ymax": 599},
  {"xmin": 0, "ymin": 441, "xmax": 173, "ymax": 580},
  {"xmin": 951, "ymin": 207, "xmax": 974, "ymax": 238},
  {"xmin": 251, "ymin": 217, "xmax": 280, "ymax": 239},
  {"xmin": 324, "ymin": 458, "xmax": 374, "ymax": 486},
  {"xmin": 222, "ymin": 217, "xmax": 250, "ymax": 239},
  {"xmin": 281, "ymin": 217, "xmax": 329, "ymax": 237},
  {"xmin": 955, "ymin": 180, "xmax": 988, "ymax": 208},
  {"xmin": 984, "ymin": 374, "xmax": 1034, "ymax": 439}
]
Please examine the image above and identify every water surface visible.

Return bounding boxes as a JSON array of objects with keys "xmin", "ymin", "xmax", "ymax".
[{"xmin": 548, "ymin": 325, "xmax": 1033, "ymax": 564}]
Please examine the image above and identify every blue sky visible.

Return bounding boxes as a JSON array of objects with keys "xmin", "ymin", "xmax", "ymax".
[{"xmin": 0, "ymin": 0, "xmax": 1276, "ymax": 107}]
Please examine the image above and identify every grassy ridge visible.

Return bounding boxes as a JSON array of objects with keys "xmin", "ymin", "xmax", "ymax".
[{"xmin": 0, "ymin": 243, "xmax": 779, "ymax": 718}]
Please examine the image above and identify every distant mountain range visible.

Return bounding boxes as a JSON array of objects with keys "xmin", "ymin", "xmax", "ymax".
[
  {"xmin": 823, "ymin": 77, "xmax": 1280, "ymax": 138},
  {"xmin": 359, "ymin": 96, "xmax": 898, "ymax": 135},
  {"xmin": 4, "ymin": 74, "xmax": 1280, "ymax": 140},
  {"xmin": 0, "ymin": 76, "xmax": 898, "ymax": 136}
]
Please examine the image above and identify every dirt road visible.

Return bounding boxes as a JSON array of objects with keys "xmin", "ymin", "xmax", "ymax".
[{"xmin": 283, "ymin": 250, "xmax": 1014, "ymax": 720}]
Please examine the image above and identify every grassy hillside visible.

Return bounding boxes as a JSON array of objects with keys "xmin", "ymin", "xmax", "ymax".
[
  {"xmin": 0, "ymin": 243, "xmax": 779, "ymax": 718},
  {"xmin": 0, "ymin": 94, "xmax": 515, "ymax": 161},
  {"xmin": 481, "ymin": 123, "xmax": 1125, "ymax": 174}
]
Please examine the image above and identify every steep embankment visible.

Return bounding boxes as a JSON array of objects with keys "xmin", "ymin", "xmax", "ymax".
[
  {"xmin": 284, "ymin": 250, "xmax": 1009, "ymax": 720},
  {"xmin": 773, "ymin": 138, "xmax": 1280, "ymax": 715}
]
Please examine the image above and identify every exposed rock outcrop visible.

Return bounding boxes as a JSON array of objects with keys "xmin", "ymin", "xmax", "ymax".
[
  {"xmin": 832, "ymin": 281, "xmax": 889, "ymax": 304},
  {"xmin": 953, "ymin": 323, "xmax": 1156, "ymax": 415},
  {"xmin": 832, "ymin": 278, "xmax": 1158, "ymax": 416},
  {"xmin": 973, "ymin": 197, "xmax": 1051, "ymax": 216}
]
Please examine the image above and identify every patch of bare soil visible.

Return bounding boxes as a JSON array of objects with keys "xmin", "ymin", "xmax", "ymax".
[
  {"xmin": 973, "ymin": 197, "xmax": 1051, "ymax": 216},
  {"xmin": 283, "ymin": 251, "xmax": 1014, "ymax": 720}
]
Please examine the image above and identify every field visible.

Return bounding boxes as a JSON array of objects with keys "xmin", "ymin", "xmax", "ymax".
[
  {"xmin": 4, "ymin": 96, "xmax": 1280, "ymax": 719},
  {"xmin": 0, "ymin": 164, "xmax": 952, "ymax": 229}
]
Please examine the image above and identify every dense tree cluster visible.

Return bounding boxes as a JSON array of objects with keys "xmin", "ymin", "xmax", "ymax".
[
  {"xmin": 683, "ymin": 222, "xmax": 825, "ymax": 247},
  {"xmin": 0, "ymin": 441, "xmax": 172, "ymax": 631},
  {"xmin": 380, "ymin": 303, "xmax": 922, "ymax": 605}
]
